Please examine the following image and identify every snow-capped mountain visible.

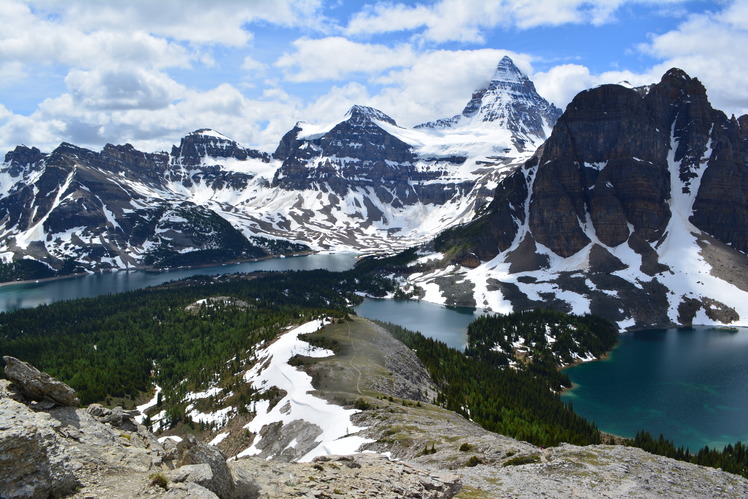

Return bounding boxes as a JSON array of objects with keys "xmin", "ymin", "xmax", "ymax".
[
  {"xmin": 0, "ymin": 132, "xmax": 307, "ymax": 274},
  {"xmin": 0, "ymin": 57, "xmax": 553, "ymax": 275},
  {"xmin": 396, "ymin": 68, "xmax": 748, "ymax": 330},
  {"xmin": 416, "ymin": 56, "xmax": 562, "ymax": 153}
]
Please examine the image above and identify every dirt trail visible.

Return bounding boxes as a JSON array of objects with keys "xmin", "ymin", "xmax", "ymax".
[{"xmin": 347, "ymin": 321, "xmax": 363, "ymax": 395}]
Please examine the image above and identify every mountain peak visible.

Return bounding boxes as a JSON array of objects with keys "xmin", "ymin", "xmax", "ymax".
[
  {"xmin": 345, "ymin": 105, "xmax": 397, "ymax": 126},
  {"xmin": 416, "ymin": 56, "xmax": 561, "ymax": 150},
  {"xmin": 662, "ymin": 67, "xmax": 691, "ymax": 81},
  {"xmin": 492, "ymin": 56, "xmax": 529, "ymax": 85},
  {"xmin": 188, "ymin": 129, "xmax": 235, "ymax": 142}
]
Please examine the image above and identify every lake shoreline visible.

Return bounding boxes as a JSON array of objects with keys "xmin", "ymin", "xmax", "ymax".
[
  {"xmin": 561, "ymin": 326, "xmax": 748, "ymax": 453},
  {"xmin": 0, "ymin": 251, "xmax": 317, "ymax": 289}
]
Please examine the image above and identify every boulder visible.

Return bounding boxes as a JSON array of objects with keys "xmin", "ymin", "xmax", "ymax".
[
  {"xmin": 170, "ymin": 463, "xmax": 215, "ymax": 489},
  {"xmin": 0, "ymin": 397, "xmax": 79, "ymax": 498},
  {"xmin": 86, "ymin": 403, "xmax": 139, "ymax": 431},
  {"xmin": 2, "ymin": 356, "xmax": 79, "ymax": 407},
  {"xmin": 177, "ymin": 435, "xmax": 260, "ymax": 498}
]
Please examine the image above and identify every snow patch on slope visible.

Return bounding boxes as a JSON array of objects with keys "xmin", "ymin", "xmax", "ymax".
[
  {"xmin": 238, "ymin": 319, "xmax": 372, "ymax": 462},
  {"xmin": 404, "ymin": 129, "xmax": 748, "ymax": 330}
]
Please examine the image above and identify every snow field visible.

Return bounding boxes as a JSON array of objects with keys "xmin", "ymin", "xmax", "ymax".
[{"xmin": 238, "ymin": 319, "xmax": 372, "ymax": 462}]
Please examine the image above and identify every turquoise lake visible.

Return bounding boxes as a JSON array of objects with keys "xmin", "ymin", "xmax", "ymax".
[
  {"xmin": 2, "ymin": 259, "xmax": 747, "ymax": 452},
  {"xmin": 561, "ymin": 327, "xmax": 748, "ymax": 452}
]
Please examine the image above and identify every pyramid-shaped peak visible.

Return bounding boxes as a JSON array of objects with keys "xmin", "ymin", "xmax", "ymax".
[
  {"xmin": 345, "ymin": 105, "xmax": 397, "ymax": 126},
  {"xmin": 492, "ymin": 56, "xmax": 530, "ymax": 85}
]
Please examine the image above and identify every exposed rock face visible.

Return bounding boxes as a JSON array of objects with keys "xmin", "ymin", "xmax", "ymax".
[
  {"xmin": 449, "ymin": 67, "xmax": 748, "ymax": 262},
  {"xmin": 417, "ymin": 56, "xmax": 562, "ymax": 151},
  {"xmin": 171, "ymin": 129, "xmax": 270, "ymax": 168},
  {"xmin": 526, "ymin": 68, "xmax": 748, "ymax": 257},
  {"xmin": 3, "ymin": 146, "xmax": 46, "ymax": 177},
  {"xmin": 272, "ymin": 105, "xmax": 435, "ymax": 205},
  {"xmin": 167, "ymin": 129, "xmax": 271, "ymax": 193},
  {"xmin": 3, "ymin": 356, "xmax": 80, "ymax": 407},
  {"xmin": 0, "ymin": 134, "xmax": 306, "ymax": 276},
  {"xmin": 528, "ymin": 82, "xmax": 671, "ymax": 256},
  {"xmin": 412, "ymin": 67, "xmax": 748, "ymax": 329},
  {"xmin": 0, "ymin": 388, "xmax": 80, "ymax": 499}
]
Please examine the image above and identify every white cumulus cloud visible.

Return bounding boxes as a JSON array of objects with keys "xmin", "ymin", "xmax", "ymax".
[
  {"xmin": 346, "ymin": 0, "xmax": 690, "ymax": 42},
  {"xmin": 275, "ymin": 37, "xmax": 417, "ymax": 82},
  {"xmin": 638, "ymin": 2, "xmax": 748, "ymax": 115}
]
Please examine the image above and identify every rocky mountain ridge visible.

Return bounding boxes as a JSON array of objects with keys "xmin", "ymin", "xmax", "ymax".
[
  {"xmin": 0, "ymin": 57, "xmax": 545, "ymax": 277},
  {"xmin": 392, "ymin": 67, "xmax": 748, "ymax": 330}
]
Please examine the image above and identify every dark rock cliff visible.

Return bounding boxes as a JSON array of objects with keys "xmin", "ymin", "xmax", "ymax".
[
  {"xmin": 272, "ymin": 105, "xmax": 468, "ymax": 206},
  {"xmin": 450, "ymin": 68, "xmax": 748, "ymax": 260}
]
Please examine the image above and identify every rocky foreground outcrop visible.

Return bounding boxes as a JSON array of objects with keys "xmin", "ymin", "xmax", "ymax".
[
  {"xmin": 0, "ymin": 356, "xmax": 460, "ymax": 498},
  {"xmin": 5, "ymin": 323, "xmax": 748, "ymax": 498}
]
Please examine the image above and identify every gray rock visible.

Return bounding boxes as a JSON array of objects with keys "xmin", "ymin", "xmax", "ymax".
[
  {"xmin": 170, "ymin": 463, "xmax": 215, "ymax": 488},
  {"xmin": 177, "ymin": 435, "xmax": 234, "ymax": 498},
  {"xmin": 87, "ymin": 403, "xmax": 139, "ymax": 432},
  {"xmin": 3, "ymin": 356, "xmax": 80, "ymax": 407},
  {"xmin": 167, "ymin": 436, "xmax": 261, "ymax": 498},
  {"xmin": 0, "ymin": 379, "xmax": 23, "ymax": 402},
  {"xmin": 164, "ymin": 481, "xmax": 220, "ymax": 498},
  {"xmin": 228, "ymin": 464, "xmax": 261, "ymax": 499},
  {"xmin": 0, "ymin": 397, "xmax": 80, "ymax": 498},
  {"xmin": 235, "ymin": 453, "xmax": 461, "ymax": 498}
]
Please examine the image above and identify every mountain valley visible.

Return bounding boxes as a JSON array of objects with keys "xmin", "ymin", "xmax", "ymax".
[
  {"xmin": 0, "ymin": 57, "xmax": 556, "ymax": 276},
  {"xmin": 2, "ymin": 57, "xmax": 747, "ymax": 331},
  {"xmin": 3, "ymin": 55, "xmax": 748, "ymax": 498}
]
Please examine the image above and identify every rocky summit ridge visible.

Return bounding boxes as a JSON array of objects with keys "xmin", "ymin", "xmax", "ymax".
[
  {"xmin": 396, "ymin": 66, "xmax": 748, "ymax": 330},
  {"xmin": 0, "ymin": 56, "xmax": 548, "ymax": 277}
]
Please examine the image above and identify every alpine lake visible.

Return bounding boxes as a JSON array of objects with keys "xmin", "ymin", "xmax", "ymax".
[{"xmin": 1, "ymin": 253, "xmax": 747, "ymax": 452}]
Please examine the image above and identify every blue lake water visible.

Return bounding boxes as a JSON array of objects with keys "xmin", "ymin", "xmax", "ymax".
[
  {"xmin": 0, "ymin": 253, "xmax": 358, "ymax": 312},
  {"xmin": 561, "ymin": 327, "xmax": 748, "ymax": 452},
  {"xmin": 3, "ymin": 257, "xmax": 747, "ymax": 452},
  {"xmin": 354, "ymin": 298, "xmax": 482, "ymax": 350}
]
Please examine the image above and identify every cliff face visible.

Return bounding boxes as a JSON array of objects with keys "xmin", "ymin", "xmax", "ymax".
[
  {"xmin": 525, "ymin": 69, "xmax": 748, "ymax": 258},
  {"xmin": 470, "ymin": 68, "xmax": 748, "ymax": 260},
  {"xmin": 272, "ymin": 105, "xmax": 427, "ymax": 204},
  {"xmin": 420, "ymin": 68, "xmax": 748, "ymax": 329}
]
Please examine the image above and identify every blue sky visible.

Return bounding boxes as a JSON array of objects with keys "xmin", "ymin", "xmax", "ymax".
[{"xmin": 0, "ymin": 0, "xmax": 745, "ymax": 154}]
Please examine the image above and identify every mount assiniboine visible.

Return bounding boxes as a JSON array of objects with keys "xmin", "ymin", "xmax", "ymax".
[
  {"xmin": 1, "ymin": 57, "xmax": 747, "ymax": 330},
  {"xmin": 0, "ymin": 56, "xmax": 555, "ymax": 272}
]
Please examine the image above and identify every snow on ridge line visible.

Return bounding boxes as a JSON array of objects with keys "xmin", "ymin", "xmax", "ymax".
[{"xmin": 238, "ymin": 319, "xmax": 373, "ymax": 462}]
